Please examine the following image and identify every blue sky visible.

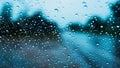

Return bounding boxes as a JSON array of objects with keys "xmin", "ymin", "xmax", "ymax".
[{"xmin": 0, "ymin": 0, "xmax": 118, "ymax": 27}]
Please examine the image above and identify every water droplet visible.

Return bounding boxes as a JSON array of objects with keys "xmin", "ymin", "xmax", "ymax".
[
  {"xmin": 82, "ymin": 2, "xmax": 88, "ymax": 8},
  {"xmin": 54, "ymin": 8, "xmax": 59, "ymax": 12},
  {"xmin": 96, "ymin": 43, "xmax": 99, "ymax": 46},
  {"xmin": 16, "ymin": 5, "xmax": 20, "ymax": 8},
  {"xmin": 116, "ymin": 25, "xmax": 119, "ymax": 28},
  {"xmin": 61, "ymin": 17, "xmax": 65, "ymax": 20},
  {"xmin": 75, "ymin": 13, "xmax": 79, "ymax": 16},
  {"xmin": 100, "ymin": 26, "xmax": 103, "ymax": 28},
  {"xmin": 106, "ymin": 62, "xmax": 109, "ymax": 65},
  {"xmin": 5, "ymin": 2, "xmax": 10, "ymax": 5}
]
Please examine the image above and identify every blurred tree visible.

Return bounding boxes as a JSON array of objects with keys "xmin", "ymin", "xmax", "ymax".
[
  {"xmin": 111, "ymin": 1, "xmax": 120, "ymax": 19},
  {"xmin": 0, "ymin": 3, "xmax": 14, "ymax": 36},
  {"xmin": 1, "ymin": 2, "xmax": 12, "ymax": 23},
  {"xmin": 110, "ymin": 1, "xmax": 120, "ymax": 36},
  {"xmin": 0, "ymin": 3, "xmax": 61, "ymax": 41},
  {"xmin": 67, "ymin": 22, "xmax": 84, "ymax": 32},
  {"xmin": 17, "ymin": 12, "xmax": 61, "ymax": 40},
  {"xmin": 110, "ymin": 1, "xmax": 120, "ymax": 60},
  {"xmin": 86, "ymin": 16, "xmax": 106, "ymax": 34}
]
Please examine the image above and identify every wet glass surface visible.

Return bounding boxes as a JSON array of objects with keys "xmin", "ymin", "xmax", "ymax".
[{"xmin": 0, "ymin": 0, "xmax": 120, "ymax": 68}]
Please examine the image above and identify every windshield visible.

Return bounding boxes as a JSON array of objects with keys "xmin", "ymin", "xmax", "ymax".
[{"xmin": 0, "ymin": 0, "xmax": 120, "ymax": 68}]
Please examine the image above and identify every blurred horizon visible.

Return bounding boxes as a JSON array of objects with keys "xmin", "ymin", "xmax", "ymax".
[{"xmin": 0, "ymin": 0, "xmax": 118, "ymax": 27}]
